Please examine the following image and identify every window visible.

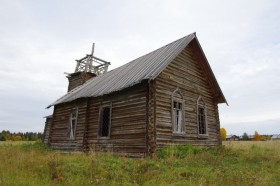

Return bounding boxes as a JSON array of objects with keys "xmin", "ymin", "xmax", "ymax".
[
  {"xmin": 197, "ymin": 96, "xmax": 207, "ymax": 135},
  {"xmin": 198, "ymin": 106, "xmax": 206, "ymax": 134},
  {"xmin": 99, "ymin": 105, "xmax": 111, "ymax": 137},
  {"xmin": 173, "ymin": 101, "xmax": 184, "ymax": 133},
  {"xmin": 171, "ymin": 87, "xmax": 185, "ymax": 133},
  {"xmin": 69, "ymin": 108, "xmax": 78, "ymax": 140}
]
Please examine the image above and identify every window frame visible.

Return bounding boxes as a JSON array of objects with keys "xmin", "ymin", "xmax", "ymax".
[
  {"xmin": 171, "ymin": 87, "xmax": 185, "ymax": 134},
  {"xmin": 98, "ymin": 103, "xmax": 112, "ymax": 139},
  {"xmin": 69, "ymin": 107, "xmax": 78, "ymax": 140},
  {"xmin": 197, "ymin": 96, "xmax": 208, "ymax": 137}
]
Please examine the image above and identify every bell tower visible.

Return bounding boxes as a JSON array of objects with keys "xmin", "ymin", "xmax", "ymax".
[{"xmin": 66, "ymin": 43, "xmax": 110, "ymax": 92}]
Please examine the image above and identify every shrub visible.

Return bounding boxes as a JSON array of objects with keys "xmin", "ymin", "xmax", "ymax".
[{"xmin": 157, "ymin": 144, "xmax": 205, "ymax": 159}]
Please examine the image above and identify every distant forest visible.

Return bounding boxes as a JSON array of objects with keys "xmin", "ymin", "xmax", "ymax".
[{"xmin": 0, "ymin": 130, "xmax": 43, "ymax": 141}]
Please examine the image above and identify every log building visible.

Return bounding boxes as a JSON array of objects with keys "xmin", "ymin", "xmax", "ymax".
[{"xmin": 44, "ymin": 33, "xmax": 227, "ymax": 157}]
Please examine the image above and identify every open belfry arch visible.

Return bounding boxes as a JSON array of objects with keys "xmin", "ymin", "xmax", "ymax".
[
  {"xmin": 74, "ymin": 43, "xmax": 110, "ymax": 75},
  {"xmin": 66, "ymin": 43, "xmax": 111, "ymax": 92}
]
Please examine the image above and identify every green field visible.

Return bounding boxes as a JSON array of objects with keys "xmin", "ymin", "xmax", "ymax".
[{"xmin": 0, "ymin": 141, "xmax": 279, "ymax": 186}]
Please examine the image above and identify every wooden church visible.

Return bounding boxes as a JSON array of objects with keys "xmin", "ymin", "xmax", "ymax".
[{"xmin": 44, "ymin": 33, "xmax": 227, "ymax": 157}]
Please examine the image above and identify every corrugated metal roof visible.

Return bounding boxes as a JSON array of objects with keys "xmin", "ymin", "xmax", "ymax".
[{"xmin": 47, "ymin": 32, "xmax": 226, "ymax": 108}]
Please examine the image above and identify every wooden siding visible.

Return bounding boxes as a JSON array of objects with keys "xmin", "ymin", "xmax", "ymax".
[
  {"xmin": 155, "ymin": 45, "xmax": 221, "ymax": 147},
  {"xmin": 43, "ymin": 117, "xmax": 52, "ymax": 144},
  {"xmin": 85, "ymin": 82, "xmax": 148, "ymax": 157},
  {"xmin": 49, "ymin": 99, "xmax": 88, "ymax": 151},
  {"xmin": 147, "ymin": 80, "xmax": 156, "ymax": 157}
]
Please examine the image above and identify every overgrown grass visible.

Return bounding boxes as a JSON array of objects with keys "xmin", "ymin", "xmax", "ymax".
[
  {"xmin": 0, "ymin": 141, "xmax": 279, "ymax": 185},
  {"xmin": 0, "ymin": 141, "xmax": 36, "ymax": 146}
]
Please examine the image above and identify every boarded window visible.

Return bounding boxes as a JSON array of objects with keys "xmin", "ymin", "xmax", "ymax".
[
  {"xmin": 69, "ymin": 108, "xmax": 78, "ymax": 140},
  {"xmin": 99, "ymin": 106, "xmax": 111, "ymax": 137},
  {"xmin": 173, "ymin": 101, "xmax": 184, "ymax": 133},
  {"xmin": 198, "ymin": 106, "xmax": 206, "ymax": 134}
]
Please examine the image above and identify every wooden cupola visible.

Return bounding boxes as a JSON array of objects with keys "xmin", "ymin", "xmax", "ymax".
[{"xmin": 66, "ymin": 43, "xmax": 110, "ymax": 92}]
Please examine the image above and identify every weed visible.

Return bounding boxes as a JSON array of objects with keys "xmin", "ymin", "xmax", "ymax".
[
  {"xmin": 47, "ymin": 153, "xmax": 64, "ymax": 182},
  {"xmin": 0, "ymin": 141, "xmax": 279, "ymax": 185},
  {"xmin": 157, "ymin": 144, "xmax": 205, "ymax": 159}
]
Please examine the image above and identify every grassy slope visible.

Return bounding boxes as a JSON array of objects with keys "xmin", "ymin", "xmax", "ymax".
[{"xmin": 0, "ymin": 141, "xmax": 279, "ymax": 186}]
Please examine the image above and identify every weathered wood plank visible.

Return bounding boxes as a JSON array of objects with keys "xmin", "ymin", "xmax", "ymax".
[
  {"xmin": 155, "ymin": 46, "xmax": 221, "ymax": 147},
  {"xmin": 86, "ymin": 82, "xmax": 148, "ymax": 156}
]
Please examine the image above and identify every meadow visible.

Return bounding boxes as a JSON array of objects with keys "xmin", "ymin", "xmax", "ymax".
[{"xmin": 0, "ymin": 141, "xmax": 279, "ymax": 186}]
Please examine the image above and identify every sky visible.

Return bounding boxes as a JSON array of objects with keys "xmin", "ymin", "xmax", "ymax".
[{"xmin": 0, "ymin": 0, "xmax": 279, "ymax": 135}]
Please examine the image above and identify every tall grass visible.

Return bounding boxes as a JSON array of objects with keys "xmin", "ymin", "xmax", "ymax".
[
  {"xmin": 224, "ymin": 140, "xmax": 280, "ymax": 150},
  {"xmin": 0, "ymin": 141, "xmax": 279, "ymax": 185}
]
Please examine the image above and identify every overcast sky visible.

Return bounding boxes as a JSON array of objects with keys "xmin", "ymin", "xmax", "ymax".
[{"xmin": 0, "ymin": 0, "xmax": 279, "ymax": 135}]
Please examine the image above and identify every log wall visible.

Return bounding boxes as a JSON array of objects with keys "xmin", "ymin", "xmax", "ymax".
[
  {"xmin": 147, "ymin": 80, "xmax": 156, "ymax": 157},
  {"xmin": 43, "ymin": 117, "xmax": 52, "ymax": 144},
  {"xmin": 49, "ymin": 83, "xmax": 147, "ymax": 156},
  {"xmin": 155, "ymin": 45, "xmax": 221, "ymax": 147},
  {"xmin": 85, "ymin": 83, "xmax": 148, "ymax": 157},
  {"xmin": 49, "ymin": 99, "xmax": 88, "ymax": 152}
]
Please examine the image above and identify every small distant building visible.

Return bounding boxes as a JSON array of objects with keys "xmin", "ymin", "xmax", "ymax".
[
  {"xmin": 226, "ymin": 135, "xmax": 240, "ymax": 141},
  {"xmin": 248, "ymin": 135, "xmax": 254, "ymax": 141},
  {"xmin": 271, "ymin": 134, "xmax": 280, "ymax": 141}
]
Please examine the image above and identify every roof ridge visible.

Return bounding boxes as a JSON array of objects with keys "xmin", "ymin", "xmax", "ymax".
[
  {"xmin": 47, "ymin": 33, "xmax": 198, "ymax": 108},
  {"xmin": 107, "ymin": 33, "xmax": 196, "ymax": 74}
]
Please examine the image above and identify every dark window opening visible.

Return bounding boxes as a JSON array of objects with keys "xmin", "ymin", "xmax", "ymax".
[
  {"xmin": 198, "ymin": 107, "xmax": 206, "ymax": 134},
  {"xmin": 99, "ymin": 107, "xmax": 111, "ymax": 137}
]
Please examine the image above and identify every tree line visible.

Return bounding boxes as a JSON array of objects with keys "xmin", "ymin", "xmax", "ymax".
[
  {"xmin": 0, "ymin": 130, "xmax": 43, "ymax": 141},
  {"xmin": 220, "ymin": 128, "xmax": 272, "ymax": 141}
]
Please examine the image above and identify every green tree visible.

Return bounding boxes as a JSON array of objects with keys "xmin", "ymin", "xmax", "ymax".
[
  {"xmin": 13, "ymin": 135, "xmax": 22, "ymax": 141},
  {"xmin": 0, "ymin": 131, "xmax": 43, "ymax": 141},
  {"xmin": 242, "ymin": 132, "xmax": 249, "ymax": 141},
  {"xmin": 2, "ymin": 130, "xmax": 11, "ymax": 141},
  {"xmin": 0, "ymin": 134, "xmax": 5, "ymax": 141},
  {"xmin": 220, "ymin": 128, "xmax": 227, "ymax": 141}
]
